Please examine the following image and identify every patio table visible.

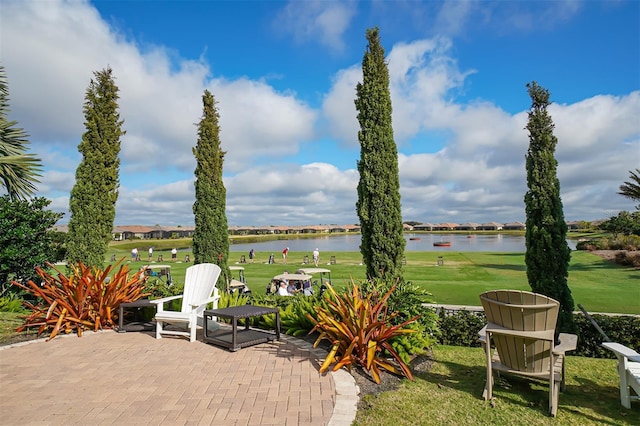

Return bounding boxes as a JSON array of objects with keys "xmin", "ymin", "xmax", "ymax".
[
  {"xmin": 203, "ymin": 305, "xmax": 280, "ymax": 351},
  {"xmin": 118, "ymin": 299, "xmax": 154, "ymax": 332}
]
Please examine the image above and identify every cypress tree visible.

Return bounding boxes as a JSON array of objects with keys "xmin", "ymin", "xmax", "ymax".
[
  {"xmin": 355, "ymin": 27, "xmax": 405, "ymax": 281},
  {"xmin": 524, "ymin": 81, "xmax": 575, "ymax": 334},
  {"xmin": 192, "ymin": 90, "xmax": 229, "ymax": 287},
  {"xmin": 67, "ymin": 67, "xmax": 123, "ymax": 268}
]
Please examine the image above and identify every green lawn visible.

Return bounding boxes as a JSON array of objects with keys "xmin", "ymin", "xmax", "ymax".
[
  {"xmin": 353, "ymin": 345, "xmax": 638, "ymax": 425},
  {"xmin": 105, "ymin": 241, "xmax": 638, "ymax": 314}
]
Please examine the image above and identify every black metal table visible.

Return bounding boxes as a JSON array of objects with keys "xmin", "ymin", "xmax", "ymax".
[
  {"xmin": 203, "ymin": 305, "xmax": 280, "ymax": 351},
  {"xmin": 118, "ymin": 299, "xmax": 155, "ymax": 332}
]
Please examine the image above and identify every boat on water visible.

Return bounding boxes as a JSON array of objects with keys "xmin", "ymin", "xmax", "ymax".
[
  {"xmin": 409, "ymin": 237, "xmax": 421, "ymax": 241},
  {"xmin": 433, "ymin": 241, "xmax": 452, "ymax": 247}
]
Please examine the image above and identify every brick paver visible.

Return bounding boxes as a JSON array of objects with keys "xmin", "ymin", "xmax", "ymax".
[{"xmin": 0, "ymin": 330, "xmax": 355, "ymax": 425}]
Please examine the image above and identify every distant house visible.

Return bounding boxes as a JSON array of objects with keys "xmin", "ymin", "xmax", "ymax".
[
  {"xmin": 300, "ymin": 225, "xmax": 330, "ymax": 234},
  {"xmin": 413, "ymin": 223, "xmax": 435, "ymax": 231},
  {"xmin": 456, "ymin": 222, "xmax": 481, "ymax": 231},
  {"xmin": 433, "ymin": 223, "xmax": 459, "ymax": 231},
  {"xmin": 114, "ymin": 225, "xmax": 154, "ymax": 240},
  {"xmin": 478, "ymin": 222, "xmax": 504, "ymax": 231},
  {"xmin": 503, "ymin": 222, "xmax": 526, "ymax": 231}
]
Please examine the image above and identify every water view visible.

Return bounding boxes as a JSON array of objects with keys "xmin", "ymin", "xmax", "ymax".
[{"xmin": 230, "ymin": 234, "xmax": 578, "ymax": 253}]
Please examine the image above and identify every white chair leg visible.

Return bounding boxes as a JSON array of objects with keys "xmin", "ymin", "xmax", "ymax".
[
  {"xmin": 156, "ymin": 320, "xmax": 162, "ymax": 339},
  {"xmin": 619, "ymin": 359, "xmax": 631, "ymax": 409}
]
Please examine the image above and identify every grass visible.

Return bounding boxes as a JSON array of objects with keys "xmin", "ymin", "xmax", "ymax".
[
  {"xmin": 353, "ymin": 345, "xmax": 638, "ymax": 425},
  {"xmin": 0, "ymin": 312, "xmax": 38, "ymax": 344},
  {"xmin": 104, "ymin": 241, "xmax": 638, "ymax": 314}
]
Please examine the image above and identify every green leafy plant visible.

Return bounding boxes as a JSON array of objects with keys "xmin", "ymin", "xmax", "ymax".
[
  {"xmin": 0, "ymin": 293, "xmax": 24, "ymax": 313},
  {"xmin": 308, "ymin": 281, "xmax": 419, "ymax": 384},
  {"xmin": 388, "ymin": 322, "xmax": 432, "ymax": 365},
  {"xmin": 269, "ymin": 294, "xmax": 328, "ymax": 337},
  {"xmin": 12, "ymin": 260, "xmax": 148, "ymax": 340},
  {"xmin": 218, "ymin": 290, "xmax": 251, "ymax": 309}
]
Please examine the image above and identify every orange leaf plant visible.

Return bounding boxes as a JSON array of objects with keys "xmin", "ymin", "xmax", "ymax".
[
  {"xmin": 12, "ymin": 260, "xmax": 149, "ymax": 340},
  {"xmin": 307, "ymin": 281, "xmax": 419, "ymax": 384}
]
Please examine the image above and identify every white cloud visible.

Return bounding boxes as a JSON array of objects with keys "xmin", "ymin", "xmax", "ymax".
[{"xmin": 276, "ymin": 0, "xmax": 357, "ymax": 52}]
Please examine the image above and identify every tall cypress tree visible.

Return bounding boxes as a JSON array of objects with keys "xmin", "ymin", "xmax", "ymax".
[
  {"xmin": 192, "ymin": 90, "xmax": 229, "ymax": 287},
  {"xmin": 67, "ymin": 67, "xmax": 123, "ymax": 268},
  {"xmin": 355, "ymin": 27, "xmax": 405, "ymax": 281},
  {"xmin": 524, "ymin": 81, "xmax": 575, "ymax": 334}
]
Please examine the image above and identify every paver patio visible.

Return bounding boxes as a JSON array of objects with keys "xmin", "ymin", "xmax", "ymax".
[{"xmin": 0, "ymin": 330, "xmax": 358, "ymax": 425}]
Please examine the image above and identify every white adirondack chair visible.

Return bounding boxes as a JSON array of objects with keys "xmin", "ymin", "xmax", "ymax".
[
  {"xmin": 150, "ymin": 263, "xmax": 221, "ymax": 342},
  {"xmin": 602, "ymin": 342, "xmax": 640, "ymax": 409},
  {"xmin": 479, "ymin": 290, "xmax": 577, "ymax": 417}
]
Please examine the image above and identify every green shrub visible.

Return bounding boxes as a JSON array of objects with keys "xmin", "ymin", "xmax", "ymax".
[
  {"xmin": 576, "ymin": 235, "xmax": 640, "ymax": 251},
  {"xmin": 574, "ymin": 314, "xmax": 640, "ymax": 358},
  {"xmin": 218, "ymin": 291, "xmax": 251, "ymax": 309},
  {"xmin": 252, "ymin": 292, "xmax": 328, "ymax": 334},
  {"xmin": 613, "ymin": 251, "xmax": 640, "ymax": 267},
  {"xmin": 361, "ymin": 278, "xmax": 440, "ymax": 344},
  {"xmin": 0, "ymin": 294, "xmax": 24, "ymax": 313},
  {"xmin": 437, "ymin": 310, "xmax": 486, "ymax": 347}
]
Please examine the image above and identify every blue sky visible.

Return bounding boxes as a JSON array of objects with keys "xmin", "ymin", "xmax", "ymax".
[{"xmin": 2, "ymin": 0, "xmax": 639, "ymax": 226}]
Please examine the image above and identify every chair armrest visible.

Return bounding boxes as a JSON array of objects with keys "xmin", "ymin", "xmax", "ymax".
[
  {"xmin": 603, "ymin": 342, "xmax": 640, "ymax": 362},
  {"xmin": 189, "ymin": 295, "xmax": 221, "ymax": 309},
  {"xmin": 478, "ymin": 324, "xmax": 487, "ymax": 343},
  {"xmin": 554, "ymin": 333, "xmax": 578, "ymax": 355},
  {"xmin": 149, "ymin": 295, "xmax": 183, "ymax": 313},
  {"xmin": 149, "ymin": 295, "xmax": 183, "ymax": 305},
  {"xmin": 485, "ymin": 323, "xmax": 555, "ymax": 341}
]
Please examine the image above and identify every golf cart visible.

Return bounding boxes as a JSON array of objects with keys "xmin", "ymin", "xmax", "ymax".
[
  {"xmin": 228, "ymin": 265, "xmax": 251, "ymax": 294},
  {"xmin": 295, "ymin": 267, "xmax": 332, "ymax": 293},
  {"xmin": 142, "ymin": 264, "xmax": 173, "ymax": 286},
  {"xmin": 266, "ymin": 273, "xmax": 313, "ymax": 295}
]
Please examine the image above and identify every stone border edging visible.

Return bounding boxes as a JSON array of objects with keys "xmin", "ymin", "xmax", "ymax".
[{"xmin": 278, "ymin": 334, "xmax": 360, "ymax": 426}]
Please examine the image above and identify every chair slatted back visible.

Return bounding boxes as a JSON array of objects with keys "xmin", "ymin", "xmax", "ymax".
[
  {"xmin": 481, "ymin": 290, "xmax": 559, "ymax": 374},
  {"xmin": 181, "ymin": 263, "xmax": 221, "ymax": 314}
]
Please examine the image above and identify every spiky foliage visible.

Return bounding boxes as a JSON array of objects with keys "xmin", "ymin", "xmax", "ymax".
[
  {"xmin": 308, "ymin": 281, "xmax": 418, "ymax": 384},
  {"xmin": 12, "ymin": 260, "xmax": 148, "ymax": 340},
  {"xmin": 192, "ymin": 90, "xmax": 230, "ymax": 287},
  {"xmin": 0, "ymin": 65, "xmax": 41, "ymax": 200},
  {"xmin": 524, "ymin": 81, "xmax": 575, "ymax": 334},
  {"xmin": 67, "ymin": 67, "xmax": 123, "ymax": 269},
  {"xmin": 618, "ymin": 169, "xmax": 640, "ymax": 208},
  {"xmin": 0, "ymin": 196, "xmax": 64, "ymax": 294},
  {"xmin": 355, "ymin": 27, "xmax": 405, "ymax": 281}
]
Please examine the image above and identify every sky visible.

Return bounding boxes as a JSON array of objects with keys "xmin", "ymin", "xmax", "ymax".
[{"xmin": 1, "ymin": 0, "xmax": 639, "ymax": 227}]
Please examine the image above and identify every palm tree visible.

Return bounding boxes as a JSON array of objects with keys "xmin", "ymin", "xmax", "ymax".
[
  {"xmin": 618, "ymin": 169, "xmax": 640, "ymax": 203},
  {"xmin": 0, "ymin": 65, "xmax": 41, "ymax": 200}
]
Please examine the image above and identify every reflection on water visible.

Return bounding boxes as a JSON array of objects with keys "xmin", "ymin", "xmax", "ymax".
[{"xmin": 229, "ymin": 234, "xmax": 578, "ymax": 253}]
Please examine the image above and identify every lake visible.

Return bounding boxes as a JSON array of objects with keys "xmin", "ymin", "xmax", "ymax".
[{"xmin": 229, "ymin": 234, "xmax": 578, "ymax": 253}]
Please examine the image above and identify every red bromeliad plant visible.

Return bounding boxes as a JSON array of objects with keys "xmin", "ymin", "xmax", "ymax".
[
  {"xmin": 12, "ymin": 260, "xmax": 149, "ymax": 340},
  {"xmin": 307, "ymin": 281, "xmax": 419, "ymax": 384}
]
